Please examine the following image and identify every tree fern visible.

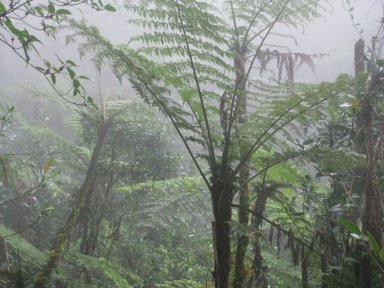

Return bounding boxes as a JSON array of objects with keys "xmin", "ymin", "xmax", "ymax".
[
  {"xmin": 68, "ymin": 1, "xmax": 343, "ymax": 286},
  {"xmin": 69, "ymin": 253, "xmax": 133, "ymax": 288}
]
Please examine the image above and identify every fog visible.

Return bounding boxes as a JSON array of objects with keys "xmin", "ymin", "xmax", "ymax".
[
  {"xmin": 0, "ymin": 0, "xmax": 383, "ymax": 287},
  {"xmin": 1, "ymin": 0, "xmax": 382, "ymax": 88}
]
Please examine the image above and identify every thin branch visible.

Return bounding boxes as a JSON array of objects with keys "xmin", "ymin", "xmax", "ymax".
[
  {"xmin": 0, "ymin": 37, "xmax": 85, "ymax": 107},
  {"xmin": 0, "ymin": 0, "xmax": 32, "ymax": 17},
  {"xmin": 0, "ymin": 176, "xmax": 45, "ymax": 207},
  {"xmin": 246, "ymin": 22, "xmax": 278, "ymax": 47},
  {"xmin": 242, "ymin": 0, "xmax": 275, "ymax": 48}
]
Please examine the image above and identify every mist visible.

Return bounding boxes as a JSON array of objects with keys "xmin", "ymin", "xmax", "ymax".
[{"xmin": 0, "ymin": 0, "xmax": 383, "ymax": 287}]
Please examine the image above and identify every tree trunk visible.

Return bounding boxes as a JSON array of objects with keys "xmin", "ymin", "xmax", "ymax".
[
  {"xmin": 362, "ymin": 72, "xmax": 383, "ymax": 246},
  {"xmin": 359, "ymin": 72, "xmax": 383, "ymax": 288},
  {"xmin": 233, "ymin": 163, "xmax": 250, "ymax": 288},
  {"xmin": 301, "ymin": 245, "xmax": 309, "ymax": 288},
  {"xmin": 354, "ymin": 39, "xmax": 365, "ymax": 77},
  {"xmin": 80, "ymin": 163, "xmax": 115, "ymax": 256},
  {"xmin": 233, "ymin": 42, "xmax": 251, "ymax": 288},
  {"xmin": 321, "ymin": 253, "xmax": 328, "ymax": 288},
  {"xmin": 248, "ymin": 187, "xmax": 273, "ymax": 287},
  {"xmin": 28, "ymin": 119, "xmax": 112, "ymax": 288},
  {"xmin": 211, "ymin": 174, "xmax": 233, "ymax": 288},
  {"xmin": 250, "ymin": 241, "xmax": 268, "ymax": 288},
  {"xmin": 354, "ymin": 38, "xmax": 383, "ymax": 288}
]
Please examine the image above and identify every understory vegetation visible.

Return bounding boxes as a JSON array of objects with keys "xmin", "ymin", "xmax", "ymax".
[{"xmin": 0, "ymin": 0, "xmax": 383, "ymax": 287}]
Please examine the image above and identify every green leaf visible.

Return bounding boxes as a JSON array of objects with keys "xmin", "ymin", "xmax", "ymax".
[
  {"xmin": 4, "ymin": 18, "xmax": 28, "ymax": 41},
  {"xmin": 66, "ymin": 59, "xmax": 77, "ymax": 66},
  {"xmin": 28, "ymin": 35, "xmax": 43, "ymax": 44},
  {"xmin": 47, "ymin": 2, "xmax": 55, "ymax": 14},
  {"xmin": 351, "ymin": 97, "xmax": 359, "ymax": 113},
  {"xmin": 67, "ymin": 67, "xmax": 75, "ymax": 79},
  {"xmin": 50, "ymin": 73, "xmax": 56, "ymax": 84},
  {"xmin": 73, "ymin": 79, "xmax": 80, "ymax": 89},
  {"xmin": 34, "ymin": 6, "xmax": 44, "ymax": 16},
  {"xmin": 35, "ymin": 66, "xmax": 45, "ymax": 73},
  {"xmin": 76, "ymin": 254, "xmax": 133, "ymax": 288},
  {"xmin": 340, "ymin": 218, "xmax": 361, "ymax": 235},
  {"xmin": 56, "ymin": 8, "xmax": 71, "ymax": 15},
  {"xmin": 380, "ymin": 250, "xmax": 384, "ymax": 261},
  {"xmin": 41, "ymin": 206, "xmax": 54, "ymax": 216},
  {"xmin": 104, "ymin": 4, "xmax": 116, "ymax": 12},
  {"xmin": 350, "ymin": 233, "xmax": 361, "ymax": 240},
  {"xmin": 0, "ymin": 2, "xmax": 6, "ymax": 14},
  {"xmin": 367, "ymin": 232, "xmax": 380, "ymax": 256}
]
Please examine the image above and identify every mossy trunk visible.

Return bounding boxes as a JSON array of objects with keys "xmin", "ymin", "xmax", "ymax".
[
  {"xmin": 233, "ymin": 155, "xmax": 250, "ymax": 288},
  {"xmin": 28, "ymin": 120, "xmax": 112, "ymax": 288},
  {"xmin": 80, "ymin": 166, "xmax": 115, "ymax": 256},
  {"xmin": 362, "ymin": 72, "xmax": 383, "ymax": 247}
]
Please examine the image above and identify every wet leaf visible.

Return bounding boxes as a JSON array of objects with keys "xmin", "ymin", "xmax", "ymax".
[{"xmin": 104, "ymin": 4, "xmax": 116, "ymax": 12}]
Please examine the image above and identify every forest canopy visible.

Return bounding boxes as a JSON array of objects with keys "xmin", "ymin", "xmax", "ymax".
[{"xmin": 0, "ymin": 0, "xmax": 383, "ymax": 287}]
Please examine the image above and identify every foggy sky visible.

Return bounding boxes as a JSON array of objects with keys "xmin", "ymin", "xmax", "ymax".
[{"xmin": 0, "ymin": 0, "xmax": 382, "ymax": 92}]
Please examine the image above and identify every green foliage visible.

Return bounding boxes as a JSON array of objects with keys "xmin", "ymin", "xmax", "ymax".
[
  {"xmin": 118, "ymin": 176, "xmax": 201, "ymax": 194},
  {"xmin": 262, "ymin": 249, "xmax": 302, "ymax": 287},
  {"xmin": 69, "ymin": 0, "xmax": 343, "ymax": 176},
  {"xmin": 3, "ymin": 1, "xmax": 382, "ymax": 287},
  {"xmin": 73, "ymin": 253, "xmax": 133, "ymax": 288},
  {"xmin": 155, "ymin": 279, "xmax": 206, "ymax": 288},
  {"xmin": 117, "ymin": 173, "xmax": 212, "ymax": 287},
  {"xmin": 0, "ymin": 225, "xmax": 47, "ymax": 267},
  {"xmin": 341, "ymin": 219, "xmax": 384, "ymax": 264}
]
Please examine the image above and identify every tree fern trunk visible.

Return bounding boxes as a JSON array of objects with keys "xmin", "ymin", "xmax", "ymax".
[
  {"xmin": 301, "ymin": 245, "xmax": 309, "ymax": 288},
  {"xmin": 321, "ymin": 253, "xmax": 328, "ymax": 288},
  {"xmin": 233, "ymin": 162, "xmax": 250, "ymax": 287},
  {"xmin": 233, "ymin": 42, "xmax": 251, "ymax": 288},
  {"xmin": 211, "ymin": 175, "xmax": 233, "ymax": 288},
  {"xmin": 28, "ymin": 120, "xmax": 112, "ymax": 288}
]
